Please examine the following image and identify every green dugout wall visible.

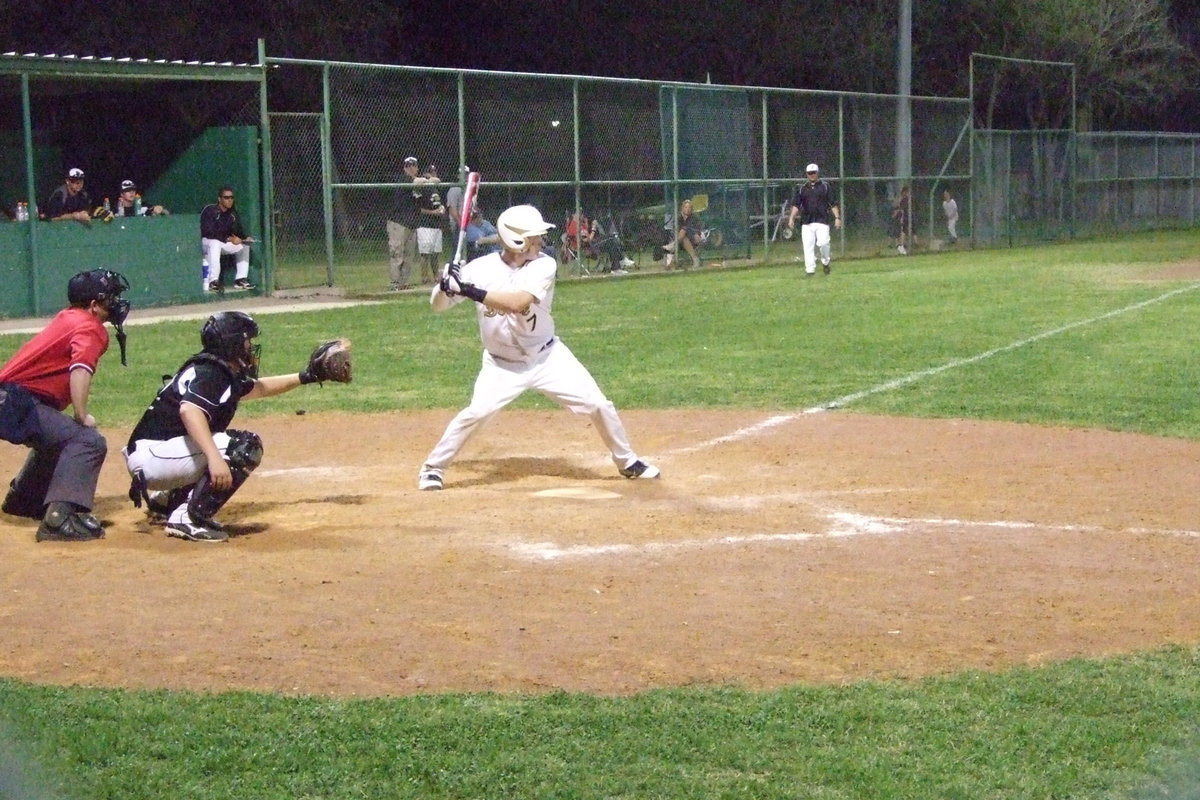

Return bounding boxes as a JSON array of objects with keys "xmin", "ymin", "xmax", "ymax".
[
  {"xmin": 0, "ymin": 50, "xmax": 269, "ymax": 319},
  {"xmin": 0, "ymin": 126, "xmax": 262, "ymax": 318}
]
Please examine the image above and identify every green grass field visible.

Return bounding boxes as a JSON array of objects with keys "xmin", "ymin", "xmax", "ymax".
[{"xmin": 3, "ymin": 230, "xmax": 1200, "ymax": 798}]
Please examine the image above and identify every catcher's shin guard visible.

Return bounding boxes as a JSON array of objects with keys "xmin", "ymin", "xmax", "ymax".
[{"xmin": 187, "ymin": 429, "xmax": 263, "ymax": 522}]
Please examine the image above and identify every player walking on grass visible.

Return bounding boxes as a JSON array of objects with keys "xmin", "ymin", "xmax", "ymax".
[
  {"xmin": 787, "ymin": 163, "xmax": 842, "ymax": 276},
  {"xmin": 418, "ymin": 204, "xmax": 659, "ymax": 490}
]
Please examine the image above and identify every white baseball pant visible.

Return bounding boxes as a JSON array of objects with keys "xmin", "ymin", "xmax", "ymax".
[
  {"xmin": 422, "ymin": 339, "xmax": 638, "ymax": 473},
  {"xmin": 124, "ymin": 432, "xmax": 236, "ymax": 490},
  {"xmin": 801, "ymin": 222, "xmax": 831, "ymax": 274},
  {"xmin": 202, "ymin": 239, "xmax": 251, "ymax": 281}
]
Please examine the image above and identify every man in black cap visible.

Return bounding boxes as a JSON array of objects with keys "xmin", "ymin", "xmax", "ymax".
[
  {"xmin": 43, "ymin": 167, "xmax": 92, "ymax": 223},
  {"xmin": 0, "ymin": 269, "xmax": 131, "ymax": 541},
  {"xmin": 385, "ymin": 155, "xmax": 422, "ymax": 291}
]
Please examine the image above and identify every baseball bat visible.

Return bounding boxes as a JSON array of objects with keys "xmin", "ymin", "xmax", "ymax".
[{"xmin": 451, "ymin": 171, "xmax": 482, "ymax": 266}]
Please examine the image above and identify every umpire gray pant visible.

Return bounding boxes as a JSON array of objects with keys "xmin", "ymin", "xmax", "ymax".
[{"xmin": 7, "ymin": 404, "xmax": 107, "ymax": 513}]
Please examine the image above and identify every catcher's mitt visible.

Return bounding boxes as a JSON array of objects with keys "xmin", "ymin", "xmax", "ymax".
[{"xmin": 300, "ymin": 338, "xmax": 352, "ymax": 385}]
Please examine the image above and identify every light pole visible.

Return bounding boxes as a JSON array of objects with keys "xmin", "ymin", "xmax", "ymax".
[{"xmin": 896, "ymin": 0, "xmax": 912, "ymax": 185}]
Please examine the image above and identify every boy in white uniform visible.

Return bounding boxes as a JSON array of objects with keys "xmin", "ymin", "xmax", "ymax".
[
  {"xmin": 418, "ymin": 204, "xmax": 659, "ymax": 490},
  {"xmin": 942, "ymin": 189, "xmax": 959, "ymax": 244}
]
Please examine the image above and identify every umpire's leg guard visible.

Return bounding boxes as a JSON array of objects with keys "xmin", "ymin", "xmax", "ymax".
[{"xmin": 187, "ymin": 429, "xmax": 263, "ymax": 524}]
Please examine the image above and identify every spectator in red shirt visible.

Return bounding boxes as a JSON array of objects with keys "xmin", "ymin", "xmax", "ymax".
[{"xmin": 0, "ymin": 269, "xmax": 131, "ymax": 541}]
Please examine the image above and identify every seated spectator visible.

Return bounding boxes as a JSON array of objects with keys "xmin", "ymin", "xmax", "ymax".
[
  {"xmin": 588, "ymin": 217, "xmax": 635, "ymax": 275},
  {"xmin": 201, "ymin": 186, "xmax": 255, "ymax": 291},
  {"xmin": 465, "ymin": 205, "xmax": 501, "ymax": 257},
  {"xmin": 113, "ymin": 180, "xmax": 169, "ymax": 217},
  {"xmin": 43, "ymin": 168, "xmax": 92, "ymax": 223},
  {"xmin": 561, "ymin": 210, "xmax": 589, "ymax": 261},
  {"xmin": 655, "ymin": 199, "xmax": 702, "ymax": 269}
]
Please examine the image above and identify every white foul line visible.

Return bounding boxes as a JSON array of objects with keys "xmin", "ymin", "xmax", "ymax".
[
  {"xmin": 677, "ymin": 282, "xmax": 1200, "ymax": 455},
  {"xmin": 502, "ymin": 511, "xmax": 1200, "ymax": 562}
]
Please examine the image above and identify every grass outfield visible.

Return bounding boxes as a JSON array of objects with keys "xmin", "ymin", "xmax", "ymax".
[{"xmin": 3, "ymin": 230, "xmax": 1200, "ymax": 798}]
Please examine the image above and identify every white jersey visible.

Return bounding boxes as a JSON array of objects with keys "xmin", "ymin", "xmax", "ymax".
[
  {"xmin": 457, "ymin": 251, "xmax": 557, "ymax": 363},
  {"xmin": 943, "ymin": 198, "xmax": 959, "ymax": 221}
]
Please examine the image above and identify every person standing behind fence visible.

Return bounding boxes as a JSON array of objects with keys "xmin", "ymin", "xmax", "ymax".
[
  {"xmin": 892, "ymin": 185, "xmax": 913, "ymax": 255},
  {"xmin": 942, "ymin": 189, "xmax": 959, "ymax": 244},
  {"xmin": 445, "ymin": 175, "xmax": 464, "ymax": 236},
  {"xmin": 416, "ymin": 163, "xmax": 447, "ymax": 285},
  {"xmin": 201, "ymin": 186, "xmax": 255, "ymax": 290},
  {"xmin": 386, "ymin": 155, "xmax": 422, "ymax": 291},
  {"xmin": 787, "ymin": 163, "xmax": 841, "ymax": 276},
  {"xmin": 43, "ymin": 167, "xmax": 92, "ymax": 223}
]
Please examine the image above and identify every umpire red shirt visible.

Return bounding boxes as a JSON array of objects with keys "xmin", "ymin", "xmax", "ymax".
[{"xmin": 0, "ymin": 308, "xmax": 108, "ymax": 410}]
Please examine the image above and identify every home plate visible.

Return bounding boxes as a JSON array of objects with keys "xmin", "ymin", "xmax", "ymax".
[{"xmin": 533, "ymin": 487, "xmax": 622, "ymax": 500}]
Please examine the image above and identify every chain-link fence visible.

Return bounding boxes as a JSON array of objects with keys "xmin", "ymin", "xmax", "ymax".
[
  {"xmin": 1077, "ymin": 133, "xmax": 1200, "ymax": 235},
  {"xmin": 266, "ymin": 58, "xmax": 975, "ymax": 290},
  {"xmin": 264, "ymin": 56, "xmax": 1200, "ymax": 292}
]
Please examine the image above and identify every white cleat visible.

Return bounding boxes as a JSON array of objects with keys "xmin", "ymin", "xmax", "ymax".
[
  {"xmin": 418, "ymin": 471, "xmax": 444, "ymax": 491},
  {"xmin": 619, "ymin": 460, "xmax": 660, "ymax": 479}
]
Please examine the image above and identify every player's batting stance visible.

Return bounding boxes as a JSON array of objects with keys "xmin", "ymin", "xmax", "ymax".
[
  {"xmin": 418, "ymin": 203, "xmax": 660, "ymax": 490},
  {"xmin": 123, "ymin": 312, "xmax": 352, "ymax": 541}
]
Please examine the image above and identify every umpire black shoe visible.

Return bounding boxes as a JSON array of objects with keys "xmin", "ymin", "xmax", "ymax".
[{"xmin": 36, "ymin": 504, "xmax": 105, "ymax": 542}]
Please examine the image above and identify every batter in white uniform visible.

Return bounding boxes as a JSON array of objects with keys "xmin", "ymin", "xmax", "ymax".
[{"xmin": 418, "ymin": 204, "xmax": 660, "ymax": 490}]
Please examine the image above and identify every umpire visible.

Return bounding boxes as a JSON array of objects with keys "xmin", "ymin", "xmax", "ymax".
[
  {"xmin": 0, "ymin": 269, "xmax": 131, "ymax": 541},
  {"xmin": 787, "ymin": 163, "xmax": 842, "ymax": 276}
]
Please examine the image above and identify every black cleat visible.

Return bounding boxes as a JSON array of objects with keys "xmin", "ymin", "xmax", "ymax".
[{"xmin": 166, "ymin": 519, "xmax": 228, "ymax": 542}]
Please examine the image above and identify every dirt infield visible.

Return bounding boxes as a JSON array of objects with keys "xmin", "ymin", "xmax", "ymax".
[{"xmin": 2, "ymin": 409, "xmax": 1198, "ymax": 697}]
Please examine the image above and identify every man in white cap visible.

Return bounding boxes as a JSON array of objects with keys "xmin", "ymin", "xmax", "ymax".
[
  {"xmin": 44, "ymin": 167, "xmax": 92, "ymax": 223},
  {"xmin": 786, "ymin": 163, "xmax": 842, "ymax": 276}
]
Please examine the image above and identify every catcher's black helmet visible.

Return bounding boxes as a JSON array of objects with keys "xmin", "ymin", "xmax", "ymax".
[
  {"xmin": 67, "ymin": 269, "xmax": 131, "ymax": 325},
  {"xmin": 201, "ymin": 311, "xmax": 260, "ymax": 376}
]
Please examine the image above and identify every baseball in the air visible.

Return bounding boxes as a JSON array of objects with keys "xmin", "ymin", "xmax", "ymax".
[{"xmin": 550, "ymin": 119, "xmax": 561, "ymax": 128}]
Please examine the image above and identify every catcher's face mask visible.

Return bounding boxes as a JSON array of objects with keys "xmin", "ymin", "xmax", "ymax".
[{"xmin": 242, "ymin": 340, "xmax": 262, "ymax": 380}]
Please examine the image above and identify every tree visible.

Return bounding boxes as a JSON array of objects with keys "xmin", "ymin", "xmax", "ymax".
[{"xmin": 962, "ymin": 0, "xmax": 1196, "ymax": 131}]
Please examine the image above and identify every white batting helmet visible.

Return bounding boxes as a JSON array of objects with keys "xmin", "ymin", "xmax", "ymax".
[{"xmin": 497, "ymin": 204, "xmax": 555, "ymax": 252}]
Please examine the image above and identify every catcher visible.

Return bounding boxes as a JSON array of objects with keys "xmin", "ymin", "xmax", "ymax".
[{"xmin": 122, "ymin": 312, "xmax": 351, "ymax": 542}]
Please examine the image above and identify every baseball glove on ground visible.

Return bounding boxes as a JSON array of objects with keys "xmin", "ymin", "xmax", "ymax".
[{"xmin": 300, "ymin": 338, "xmax": 353, "ymax": 384}]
